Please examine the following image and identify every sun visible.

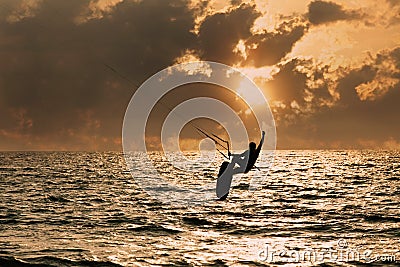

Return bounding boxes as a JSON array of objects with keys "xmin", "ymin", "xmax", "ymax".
[{"xmin": 235, "ymin": 76, "xmax": 270, "ymax": 108}]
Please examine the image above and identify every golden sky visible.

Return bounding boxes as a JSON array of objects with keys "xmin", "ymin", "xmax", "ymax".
[{"xmin": 0, "ymin": 0, "xmax": 399, "ymax": 150}]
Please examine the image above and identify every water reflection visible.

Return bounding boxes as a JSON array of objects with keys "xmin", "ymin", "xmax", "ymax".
[{"xmin": 0, "ymin": 151, "xmax": 399, "ymax": 266}]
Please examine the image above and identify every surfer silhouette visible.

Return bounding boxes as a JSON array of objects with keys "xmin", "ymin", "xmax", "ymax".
[
  {"xmin": 216, "ymin": 131, "xmax": 265, "ymax": 200},
  {"xmin": 228, "ymin": 142, "xmax": 256, "ymax": 174}
]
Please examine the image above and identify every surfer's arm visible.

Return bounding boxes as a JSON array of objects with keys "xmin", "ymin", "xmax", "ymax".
[{"xmin": 257, "ymin": 131, "xmax": 265, "ymax": 150}]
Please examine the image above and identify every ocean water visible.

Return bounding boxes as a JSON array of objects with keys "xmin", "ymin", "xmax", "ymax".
[{"xmin": 0, "ymin": 151, "xmax": 399, "ymax": 266}]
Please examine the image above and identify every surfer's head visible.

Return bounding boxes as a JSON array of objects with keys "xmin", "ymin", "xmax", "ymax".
[{"xmin": 249, "ymin": 142, "xmax": 256, "ymax": 151}]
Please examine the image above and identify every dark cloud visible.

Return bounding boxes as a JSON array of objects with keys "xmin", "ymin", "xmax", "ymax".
[
  {"xmin": 197, "ymin": 4, "xmax": 260, "ymax": 64},
  {"xmin": 307, "ymin": 0, "xmax": 364, "ymax": 25},
  {"xmin": 336, "ymin": 65, "xmax": 377, "ymax": 104},
  {"xmin": 300, "ymin": 84, "xmax": 400, "ymax": 149},
  {"xmin": 386, "ymin": 0, "xmax": 400, "ymax": 6},
  {"xmin": 245, "ymin": 18, "xmax": 308, "ymax": 67},
  {"xmin": 388, "ymin": 47, "xmax": 400, "ymax": 72},
  {"xmin": 388, "ymin": 10, "xmax": 400, "ymax": 26},
  {"xmin": 0, "ymin": 0, "xmax": 267, "ymax": 150},
  {"xmin": 270, "ymin": 47, "xmax": 400, "ymax": 149},
  {"xmin": 258, "ymin": 58, "xmax": 335, "ymax": 131},
  {"xmin": 265, "ymin": 59, "xmax": 309, "ymax": 106},
  {"xmin": 197, "ymin": 6, "xmax": 308, "ymax": 67},
  {"xmin": 0, "ymin": 0, "xmax": 198, "ymax": 150}
]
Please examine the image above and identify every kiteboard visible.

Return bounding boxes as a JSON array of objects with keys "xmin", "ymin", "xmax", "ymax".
[{"xmin": 216, "ymin": 161, "xmax": 233, "ymax": 200}]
